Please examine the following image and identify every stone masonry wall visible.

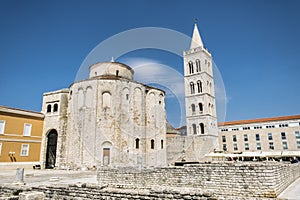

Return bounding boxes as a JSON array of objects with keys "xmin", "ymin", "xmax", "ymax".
[
  {"xmin": 0, "ymin": 184, "xmax": 216, "ymax": 200},
  {"xmin": 97, "ymin": 162, "xmax": 300, "ymax": 198}
]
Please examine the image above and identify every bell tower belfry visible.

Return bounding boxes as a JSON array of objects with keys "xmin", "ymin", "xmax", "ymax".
[{"xmin": 183, "ymin": 22, "xmax": 218, "ymax": 138}]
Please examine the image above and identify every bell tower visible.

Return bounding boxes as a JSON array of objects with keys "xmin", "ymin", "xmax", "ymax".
[{"xmin": 183, "ymin": 22, "xmax": 218, "ymax": 138}]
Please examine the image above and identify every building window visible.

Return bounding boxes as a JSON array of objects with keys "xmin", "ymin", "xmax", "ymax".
[
  {"xmin": 53, "ymin": 103, "xmax": 58, "ymax": 112},
  {"xmin": 297, "ymin": 141, "xmax": 300, "ymax": 149},
  {"xmin": 222, "ymin": 135, "xmax": 226, "ymax": 143},
  {"xmin": 257, "ymin": 143, "xmax": 261, "ymax": 150},
  {"xmin": 282, "ymin": 141, "xmax": 288, "ymax": 150},
  {"xmin": 269, "ymin": 142, "xmax": 274, "ymax": 150},
  {"xmin": 151, "ymin": 139, "xmax": 155, "ymax": 149},
  {"xmin": 223, "ymin": 144, "xmax": 227, "ymax": 151},
  {"xmin": 200, "ymin": 123, "xmax": 204, "ymax": 134},
  {"xmin": 244, "ymin": 134, "xmax": 248, "ymax": 142},
  {"xmin": 295, "ymin": 131, "xmax": 300, "ymax": 139},
  {"xmin": 116, "ymin": 70, "xmax": 119, "ymax": 76},
  {"xmin": 103, "ymin": 92, "xmax": 111, "ymax": 108},
  {"xmin": 197, "ymin": 81, "xmax": 202, "ymax": 93},
  {"xmin": 23, "ymin": 124, "xmax": 32, "ymax": 136},
  {"xmin": 281, "ymin": 132, "xmax": 286, "ymax": 140},
  {"xmin": 191, "ymin": 104, "xmax": 195, "ymax": 114},
  {"xmin": 233, "ymin": 143, "xmax": 238, "ymax": 151},
  {"xmin": 245, "ymin": 143, "xmax": 249, "ymax": 150},
  {"xmin": 47, "ymin": 104, "xmax": 51, "ymax": 113},
  {"xmin": 189, "ymin": 61, "xmax": 194, "ymax": 74},
  {"xmin": 20, "ymin": 144, "xmax": 29, "ymax": 156},
  {"xmin": 190, "ymin": 82, "xmax": 195, "ymax": 94},
  {"xmin": 268, "ymin": 133, "xmax": 273, "ymax": 140},
  {"xmin": 135, "ymin": 138, "xmax": 139, "ymax": 149},
  {"xmin": 161, "ymin": 140, "xmax": 164, "ymax": 149},
  {"xmin": 256, "ymin": 134, "xmax": 260, "ymax": 141},
  {"xmin": 0, "ymin": 143, "xmax": 2, "ymax": 156},
  {"xmin": 0, "ymin": 120, "xmax": 5, "ymax": 134},
  {"xmin": 198, "ymin": 103, "xmax": 203, "ymax": 113},
  {"xmin": 233, "ymin": 135, "xmax": 237, "ymax": 142},
  {"xmin": 192, "ymin": 124, "xmax": 197, "ymax": 134},
  {"xmin": 196, "ymin": 59, "xmax": 201, "ymax": 72},
  {"xmin": 126, "ymin": 94, "xmax": 129, "ymax": 100}
]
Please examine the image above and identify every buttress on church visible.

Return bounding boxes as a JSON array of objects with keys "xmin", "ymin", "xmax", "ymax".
[{"xmin": 40, "ymin": 24, "xmax": 219, "ymax": 169}]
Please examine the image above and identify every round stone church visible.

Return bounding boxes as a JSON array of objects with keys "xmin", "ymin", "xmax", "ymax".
[{"xmin": 40, "ymin": 61, "xmax": 167, "ymax": 169}]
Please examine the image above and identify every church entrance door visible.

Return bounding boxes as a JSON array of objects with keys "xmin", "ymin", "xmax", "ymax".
[
  {"xmin": 103, "ymin": 148, "xmax": 110, "ymax": 166},
  {"xmin": 45, "ymin": 130, "xmax": 58, "ymax": 169}
]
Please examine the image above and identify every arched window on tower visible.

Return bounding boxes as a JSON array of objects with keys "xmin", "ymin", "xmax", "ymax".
[
  {"xmin": 208, "ymin": 103, "xmax": 211, "ymax": 114},
  {"xmin": 192, "ymin": 124, "xmax": 197, "ymax": 135},
  {"xmin": 53, "ymin": 103, "xmax": 58, "ymax": 112},
  {"xmin": 199, "ymin": 103, "xmax": 203, "ymax": 113},
  {"xmin": 188, "ymin": 61, "xmax": 194, "ymax": 74},
  {"xmin": 200, "ymin": 123, "xmax": 205, "ymax": 134},
  {"xmin": 47, "ymin": 104, "xmax": 51, "ymax": 113},
  {"xmin": 151, "ymin": 139, "xmax": 155, "ymax": 149},
  {"xmin": 135, "ymin": 138, "xmax": 139, "ymax": 149},
  {"xmin": 197, "ymin": 81, "xmax": 202, "ymax": 93},
  {"xmin": 196, "ymin": 59, "xmax": 201, "ymax": 72},
  {"xmin": 190, "ymin": 82, "xmax": 195, "ymax": 94},
  {"xmin": 191, "ymin": 104, "xmax": 195, "ymax": 114}
]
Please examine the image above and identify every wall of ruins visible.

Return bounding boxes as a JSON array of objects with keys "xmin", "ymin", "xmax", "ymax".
[
  {"xmin": 97, "ymin": 162, "xmax": 300, "ymax": 198},
  {"xmin": 166, "ymin": 135, "xmax": 219, "ymax": 164},
  {"xmin": 0, "ymin": 184, "xmax": 216, "ymax": 200}
]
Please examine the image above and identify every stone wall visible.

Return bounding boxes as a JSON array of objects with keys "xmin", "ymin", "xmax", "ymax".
[
  {"xmin": 0, "ymin": 184, "xmax": 216, "ymax": 200},
  {"xmin": 97, "ymin": 162, "xmax": 300, "ymax": 198},
  {"xmin": 166, "ymin": 135, "xmax": 218, "ymax": 164}
]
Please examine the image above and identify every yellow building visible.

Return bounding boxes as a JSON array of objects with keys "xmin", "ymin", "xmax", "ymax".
[{"xmin": 0, "ymin": 106, "xmax": 44, "ymax": 169}]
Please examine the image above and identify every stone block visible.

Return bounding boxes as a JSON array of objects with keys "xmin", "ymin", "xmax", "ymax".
[{"xmin": 19, "ymin": 192, "xmax": 45, "ymax": 200}]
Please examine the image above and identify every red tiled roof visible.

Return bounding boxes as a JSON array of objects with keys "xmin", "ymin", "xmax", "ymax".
[{"xmin": 218, "ymin": 115, "xmax": 300, "ymax": 126}]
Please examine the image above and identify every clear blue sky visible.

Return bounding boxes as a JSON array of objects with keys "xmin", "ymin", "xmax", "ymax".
[{"xmin": 0, "ymin": 0, "xmax": 299, "ymax": 127}]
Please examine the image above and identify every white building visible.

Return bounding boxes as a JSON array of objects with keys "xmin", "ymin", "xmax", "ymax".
[
  {"xmin": 41, "ymin": 62, "xmax": 167, "ymax": 169},
  {"xmin": 166, "ymin": 23, "xmax": 219, "ymax": 164},
  {"xmin": 217, "ymin": 115, "xmax": 300, "ymax": 160}
]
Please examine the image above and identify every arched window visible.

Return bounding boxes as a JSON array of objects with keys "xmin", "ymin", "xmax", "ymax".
[
  {"xmin": 151, "ymin": 139, "xmax": 155, "ymax": 149},
  {"xmin": 188, "ymin": 61, "xmax": 194, "ymax": 74},
  {"xmin": 47, "ymin": 104, "xmax": 51, "ymax": 113},
  {"xmin": 103, "ymin": 92, "xmax": 111, "ymax": 108},
  {"xmin": 192, "ymin": 124, "xmax": 197, "ymax": 134},
  {"xmin": 53, "ymin": 103, "xmax": 58, "ymax": 112},
  {"xmin": 161, "ymin": 140, "xmax": 164, "ymax": 149},
  {"xmin": 190, "ymin": 82, "xmax": 195, "ymax": 94},
  {"xmin": 116, "ymin": 70, "xmax": 119, "ymax": 76},
  {"xmin": 197, "ymin": 81, "xmax": 202, "ymax": 93},
  {"xmin": 135, "ymin": 138, "xmax": 139, "ymax": 149},
  {"xmin": 200, "ymin": 123, "xmax": 205, "ymax": 134},
  {"xmin": 208, "ymin": 103, "xmax": 211, "ymax": 113},
  {"xmin": 199, "ymin": 103, "xmax": 203, "ymax": 112},
  {"xmin": 196, "ymin": 59, "xmax": 201, "ymax": 72},
  {"xmin": 191, "ymin": 104, "xmax": 195, "ymax": 113}
]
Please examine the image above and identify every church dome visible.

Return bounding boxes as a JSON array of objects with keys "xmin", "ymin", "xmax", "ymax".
[{"xmin": 89, "ymin": 62, "xmax": 134, "ymax": 80}]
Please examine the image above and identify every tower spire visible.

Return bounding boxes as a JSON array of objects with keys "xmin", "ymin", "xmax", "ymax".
[{"xmin": 190, "ymin": 21, "xmax": 204, "ymax": 49}]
